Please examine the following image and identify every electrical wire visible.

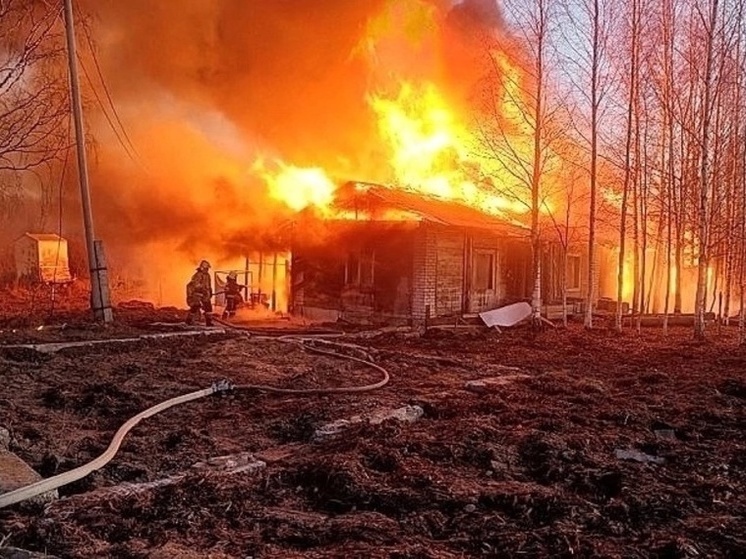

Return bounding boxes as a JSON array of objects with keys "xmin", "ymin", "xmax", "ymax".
[
  {"xmin": 75, "ymin": 52, "xmax": 140, "ymax": 167},
  {"xmin": 79, "ymin": 16, "xmax": 142, "ymax": 164},
  {"xmin": 43, "ymin": 0, "xmax": 141, "ymax": 169},
  {"xmin": 70, "ymin": 0, "xmax": 146, "ymax": 171}
]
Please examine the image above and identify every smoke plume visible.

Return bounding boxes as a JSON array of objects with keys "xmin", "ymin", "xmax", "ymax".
[{"xmin": 69, "ymin": 0, "xmax": 504, "ymax": 303}]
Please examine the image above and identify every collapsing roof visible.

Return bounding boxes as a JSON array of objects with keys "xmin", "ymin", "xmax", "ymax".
[{"xmin": 332, "ymin": 181, "xmax": 529, "ymax": 235}]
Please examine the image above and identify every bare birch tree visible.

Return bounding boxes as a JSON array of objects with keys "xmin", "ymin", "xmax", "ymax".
[
  {"xmin": 693, "ymin": 0, "xmax": 721, "ymax": 339},
  {"xmin": 615, "ymin": 0, "xmax": 642, "ymax": 332},
  {"xmin": 558, "ymin": 0, "xmax": 617, "ymax": 329},
  {"xmin": 0, "ymin": 0, "xmax": 70, "ymax": 217},
  {"xmin": 474, "ymin": 0, "xmax": 561, "ymax": 328}
]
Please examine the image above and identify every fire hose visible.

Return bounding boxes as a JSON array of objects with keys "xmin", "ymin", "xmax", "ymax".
[{"xmin": 0, "ymin": 337, "xmax": 389, "ymax": 509}]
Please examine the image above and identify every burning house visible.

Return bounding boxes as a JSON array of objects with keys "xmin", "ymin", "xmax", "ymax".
[
  {"xmin": 290, "ymin": 182, "xmax": 592, "ymax": 324},
  {"xmin": 73, "ymin": 0, "xmax": 644, "ymax": 318}
]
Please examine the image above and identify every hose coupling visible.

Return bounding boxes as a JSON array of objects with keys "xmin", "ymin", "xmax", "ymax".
[{"xmin": 211, "ymin": 379, "xmax": 235, "ymax": 394}]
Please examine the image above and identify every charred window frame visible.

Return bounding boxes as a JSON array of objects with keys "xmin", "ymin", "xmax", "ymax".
[
  {"xmin": 345, "ymin": 249, "xmax": 375, "ymax": 287},
  {"xmin": 473, "ymin": 249, "xmax": 496, "ymax": 291},
  {"xmin": 567, "ymin": 254, "xmax": 581, "ymax": 290}
]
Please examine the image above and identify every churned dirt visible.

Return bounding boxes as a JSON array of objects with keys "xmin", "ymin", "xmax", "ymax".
[{"xmin": 0, "ymin": 300, "xmax": 744, "ymax": 558}]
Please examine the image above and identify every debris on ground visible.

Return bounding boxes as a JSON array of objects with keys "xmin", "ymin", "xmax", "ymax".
[
  {"xmin": 464, "ymin": 372, "xmax": 531, "ymax": 393},
  {"xmin": 0, "ymin": 546, "xmax": 61, "ymax": 559},
  {"xmin": 191, "ymin": 452, "xmax": 266, "ymax": 475},
  {"xmin": 614, "ymin": 448, "xmax": 666, "ymax": 465},
  {"xmin": 0, "ymin": 451, "xmax": 58, "ymax": 506},
  {"xmin": 314, "ymin": 405, "xmax": 424, "ymax": 439},
  {"xmin": 0, "ymin": 308, "xmax": 744, "ymax": 558},
  {"xmin": 654, "ymin": 428, "xmax": 677, "ymax": 441}
]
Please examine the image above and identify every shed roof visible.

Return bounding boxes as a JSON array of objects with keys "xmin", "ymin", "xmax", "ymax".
[{"xmin": 19, "ymin": 233, "xmax": 66, "ymax": 243}]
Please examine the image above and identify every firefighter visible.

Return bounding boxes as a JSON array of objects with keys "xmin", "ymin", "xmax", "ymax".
[
  {"xmin": 222, "ymin": 271, "xmax": 247, "ymax": 319},
  {"xmin": 186, "ymin": 259, "xmax": 214, "ymax": 326}
]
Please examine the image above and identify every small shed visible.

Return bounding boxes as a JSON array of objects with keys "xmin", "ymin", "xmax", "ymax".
[{"xmin": 14, "ymin": 233, "xmax": 72, "ymax": 283}]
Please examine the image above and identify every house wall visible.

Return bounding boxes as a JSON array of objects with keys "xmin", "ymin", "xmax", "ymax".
[
  {"xmin": 542, "ymin": 242, "xmax": 589, "ymax": 304},
  {"xmin": 411, "ymin": 225, "xmax": 437, "ymax": 320},
  {"xmin": 499, "ymin": 237, "xmax": 533, "ymax": 302},
  {"xmin": 292, "ymin": 222, "xmax": 416, "ymax": 321},
  {"xmin": 38, "ymin": 239, "xmax": 71, "ymax": 283},
  {"xmin": 435, "ymin": 229, "xmax": 464, "ymax": 316},
  {"xmin": 14, "ymin": 237, "xmax": 38, "ymax": 281},
  {"xmin": 13, "ymin": 236, "xmax": 72, "ymax": 283},
  {"xmin": 411, "ymin": 224, "xmax": 525, "ymax": 320},
  {"xmin": 294, "ymin": 221, "xmax": 536, "ymax": 323}
]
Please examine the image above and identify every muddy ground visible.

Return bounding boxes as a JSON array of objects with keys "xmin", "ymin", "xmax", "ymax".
[{"xmin": 0, "ymin": 303, "xmax": 744, "ymax": 558}]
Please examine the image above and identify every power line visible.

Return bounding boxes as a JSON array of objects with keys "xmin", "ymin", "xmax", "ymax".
[
  {"xmin": 78, "ymin": 13, "xmax": 144, "ymax": 164},
  {"xmin": 47, "ymin": 0, "xmax": 146, "ymax": 171},
  {"xmin": 76, "ymin": 50, "xmax": 141, "ymax": 167}
]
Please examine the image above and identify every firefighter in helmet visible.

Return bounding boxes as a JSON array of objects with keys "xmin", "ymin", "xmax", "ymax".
[
  {"xmin": 222, "ymin": 271, "xmax": 247, "ymax": 319},
  {"xmin": 186, "ymin": 259, "xmax": 213, "ymax": 326}
]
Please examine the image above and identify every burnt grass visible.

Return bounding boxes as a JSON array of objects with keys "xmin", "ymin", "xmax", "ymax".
[{"xmin": 0, "ymin": 316, "xmax": 745, "ymax": 558}]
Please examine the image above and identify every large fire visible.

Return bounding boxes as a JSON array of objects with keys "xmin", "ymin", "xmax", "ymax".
[
  {"xmin": 259, "ymin": 74, "xmax": 539, "ymax": 220},
  {"xmin": 369, "ymin": 81, "xmax": 532, "ymax": 215},
  {"xmin": 248, "ymin": 0, "xmax": 560, "ymax": 223},
  {"xmin": 78, "ymin": 0, "xmax": 721, "ymax": 316},
  {"xmin": 255, "ymin": 159, "xmax": 336, "ymax": 213}
]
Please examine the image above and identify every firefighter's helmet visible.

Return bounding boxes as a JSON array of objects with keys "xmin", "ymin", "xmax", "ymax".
[
  {"xmin": 198, "ymin": 260, "xmax": 211, "ymax": 271},
  {"xmin": 227, "ymin": 271, "xmax": 238, "ymax": 280}
]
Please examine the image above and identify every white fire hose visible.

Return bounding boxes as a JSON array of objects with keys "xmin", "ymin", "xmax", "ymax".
[{"xmin": 0, "ymin": 337, "xmax": 389, "ymax": 509}]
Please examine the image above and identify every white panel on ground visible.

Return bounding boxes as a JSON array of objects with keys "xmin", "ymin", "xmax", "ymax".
[{"xmin": 479, "ymin": 302, "xmax": 532, "ymax": 328}]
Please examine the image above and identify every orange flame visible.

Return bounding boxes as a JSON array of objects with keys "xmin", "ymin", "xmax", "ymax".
[
  {"xmin": 369, "ymin": 81, "xmax": 532, "ymax": 215},
  {"xmin": 261, "ymin": 77, "xmax": 543, "ymax": 218},
  {"xmin": 254, "ymin": 4, "xmax": 556, "ymax": 222},
  {"xmin": 254, "ymin": 159, "xmax": 336, "ymax": 213}
]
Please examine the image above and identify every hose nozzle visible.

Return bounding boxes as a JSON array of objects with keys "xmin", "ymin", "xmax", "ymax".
[{"xmin": 211, "ymin": 379, "xmax": 234, "ymax": 394}]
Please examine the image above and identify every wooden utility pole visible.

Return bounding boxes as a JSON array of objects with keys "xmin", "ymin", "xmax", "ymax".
[{"xmin": 63, "ymin": 0, "xmax": 113, "ymax": 322}]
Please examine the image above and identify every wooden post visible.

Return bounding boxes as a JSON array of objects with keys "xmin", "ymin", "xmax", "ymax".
[
  {"xmin": 64, "ymin": 0, "xmax": 112, "ymax": 322},
  {"xmin": 285, "ymin": 257, "xmax": 291, "ymax": 314},
  {"xmin": 257, "ymin": 253, "xmax": 264, "ymax": 303},
  {"xmin": 271, "ymin": 252, "xmax": 278, "ymax": 311}
]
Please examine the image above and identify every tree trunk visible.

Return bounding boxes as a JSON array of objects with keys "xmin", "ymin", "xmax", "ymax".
[
  {"xmin": 562, "ymin": 248, "xmax": 568, "ymax": 327},
  {"xmin": 694, "ymin": 0, "xmax": 719, "ymax": 340},
  {"xmin": 616, "ymin": 0, "xmax": 639, "ymax": 333},
  {"xmin": 584, "ymin": 0, "xmax": 600, "ymax": 330},
  {"xmin": 740, "ymin": 125, "xmax": 746, "ymax": 342},
  {"xmin": 662, "ymin": 0, "xmax": 674, "ymax": 333},
  {"xmin": 632, "ymin": 150, "xmax": 641, "ymax": 325},
  {"xmin": 531, "ymin": 234, "xmax": 542, "ymax": 326},
  {"xmin": 529, "ymin": 0, "xmax": 547, "ymax": 328}
]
